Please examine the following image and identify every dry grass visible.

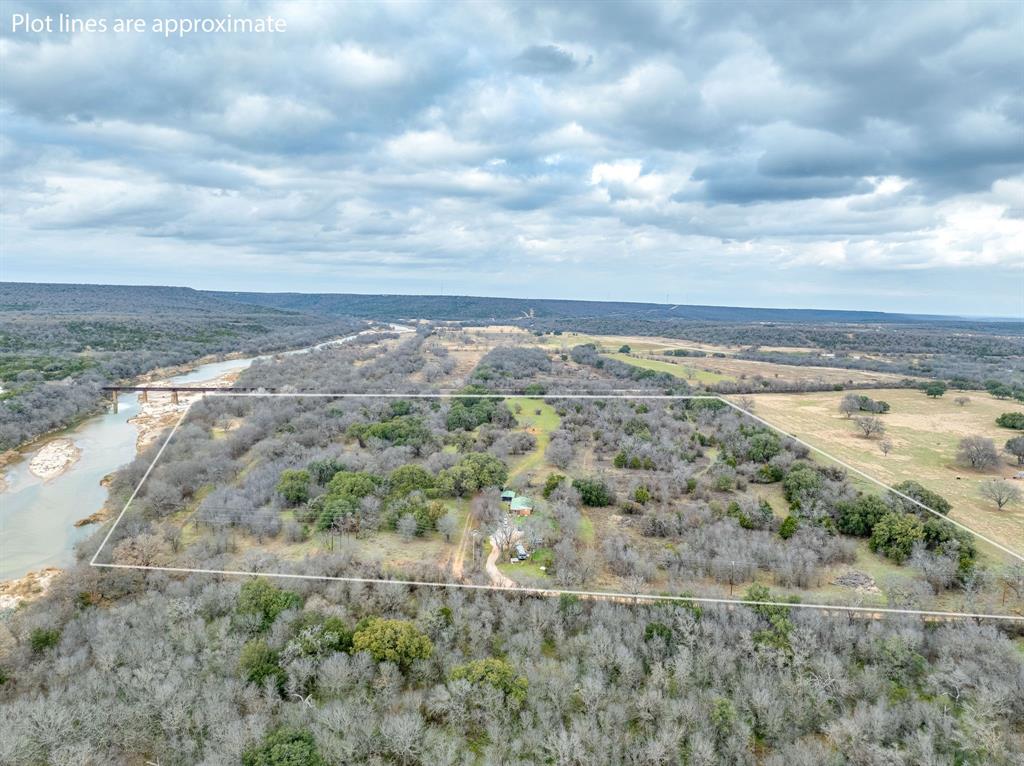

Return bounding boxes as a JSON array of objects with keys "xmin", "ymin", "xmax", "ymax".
[{"xmin": 751, "ymin": 388, "xmax": 1024, "ymax": 561}]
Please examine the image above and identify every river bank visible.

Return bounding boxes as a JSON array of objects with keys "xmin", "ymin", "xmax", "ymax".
[{"xmin": 0, "ymin": 567, "xmax": 62, "ymax": 611}]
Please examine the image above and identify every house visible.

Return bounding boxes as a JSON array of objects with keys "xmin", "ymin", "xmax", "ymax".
[{"xmin": 510, "ymin": 496, "xmax": 534, "ymax": 516}]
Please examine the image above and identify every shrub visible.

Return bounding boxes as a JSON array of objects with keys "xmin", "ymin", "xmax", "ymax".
[
  {"xmin": 778, "ymin": 515, "xmax": 799, "ymax": 540},
  {"xmin": 242, "ymin": 727, "xmax": 326, "ymax": 766},
  {"xmin": 542, "ymin": 473, "xmax": 565, "ymax": 498},
  {"xmin": 996, "ymin": 412, "xmax": 1024, "ymax": 430},
  {"xmin": 572, "ymin": 478, "xmax": 615, "ymax": 507},
  {"xmin": 29, "ymin": 628, "xmax": 60, "ymax": 653}
]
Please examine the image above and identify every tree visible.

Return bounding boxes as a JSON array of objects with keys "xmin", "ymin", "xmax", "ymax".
[
  {"xmin": 397, "ymin": 513, "xmax": 418, "ymax": 539},
  {"xmin": 924, "ymin": 382, "xmax": 947, "ymax": 398},
  {"xmin": 836, "ymin": 494, "xmax": 890, "ymax": 537},
  {"xmin": 954, "ymin": 396, "xmax": 971, "ymax": 407},
  {"xmin": 956, "ymin": 436, "xmax": 999, "ymax": 470},
  {"xmin": 1005, "ymin": 436, "xmax": 1024, "ymax": 466},
  {"xmin": 242, "ymin": 727, "xmax": 326, "ymax": 766},
  {"xmin": 995, "ymin": 412, "xmax": 1024, "ymax": 430},
  {"xmin": 239, "ymin": 640, "xmax": 285, "ymax": 690},
  {"xmin": 979, "ymin": 479, "xmax": 1020, "ymax": 511},
  {"xmin": 869, "ymin": 513, "xmax": 925, "ymax": 563},
  {"xmin": 854, "ymin": 416, "xmax": 885, "ymax": 438},
  {"xmin": 352, "ymin": 617, "xmax": 433, "ymax": 669},
  {"xmin": 450, "ymin": 657, "xmax": 528, "ymax": 705},
  {"xmin": 618, "ymin": 344, "xmax": 631, "ymax": 354},
  {"xmin": 891, "ymin": 480, "xmax": 951, "ymax": 515},
  {"xmin": 237, "ymin": 579, "xmax": 302, "ymax": 632},
  {"xmin": 879, "ymin": 437, "xmax": 893, "ymax": 456},
  {"xmin": 275, "ymin": 469, "xmax": 310, "ymax": 506},
  {"xmin": 839, "ymin": 393, "xmax": 861, "ymax": 418},
  {"xmin": 437, "ymin": 509, "xmax": 460, "ymax": 542}
]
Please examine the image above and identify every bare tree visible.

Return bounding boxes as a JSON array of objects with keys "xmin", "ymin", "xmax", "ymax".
[
  {"xmin": 839, "ymin": 394, "xmax": 861, "ymax": 419},
  {"xmin": 979, "ymin": 479, "xmax": 1020, "ymax": 511},
  {"xmin": 437, "ymin": 510, "xmax": 460, "ymax": 542},
  {"xmin": 854, "ymin": 415, "xmax": 885, "ymax": 439},
  {"xmin": 492, "ymin": 520, "xmax": 516, "ymax": 554},
  {"xmin": 954, "ymin": 396, "xmax": 971, "ymax": 407},
  {"xmin": 879, "ymin": 438, "xmax": 893, "ymax": 456},
  {"xmin": 956, "ymin": 436, "xmax": 1000, "ymax": 470}
]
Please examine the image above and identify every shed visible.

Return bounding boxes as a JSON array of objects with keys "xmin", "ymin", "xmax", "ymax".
[
  {"xmin": 510, "ymin": 496, "xmax": 534, "ymax": 515},
  {"xmin": 500, "ymin": 489, "xmax": 516, "ymax": 503}
]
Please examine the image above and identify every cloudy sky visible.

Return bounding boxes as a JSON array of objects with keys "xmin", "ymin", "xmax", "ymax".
[{"xmin": 1, "ymin": 1, "xmax": 1022, "ymax": 315}]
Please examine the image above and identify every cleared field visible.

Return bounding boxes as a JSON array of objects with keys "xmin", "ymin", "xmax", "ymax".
[
  {"xmin": 752, "ymin": 388, "xmax": 1024, "ymax": 560},
  {"xmin": 539, "ymin": 332, "xmax": 739, "ymax": 356},
  {"xmin": 603, "ymin": 352, "xmax": 734, "ymax": 384},
  {"xmin": 507, "ymin": 397, "xmax": 560, "ymax": 480},
  {"xmin": 679, "ymin": 354, "xmax": 920, "ymax": 386}
]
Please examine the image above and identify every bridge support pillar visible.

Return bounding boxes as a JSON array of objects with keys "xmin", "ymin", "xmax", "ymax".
[
  {"xmin": 110, "ymin": 390, "xmax": 118, "ymax": 413},
  {"xmin": 140, "ymin": 390, "xmax": 148, "ymax": 403},
  {"xmin": 171, "ymin": 390, "xmax": 179, "ymax": 404}
]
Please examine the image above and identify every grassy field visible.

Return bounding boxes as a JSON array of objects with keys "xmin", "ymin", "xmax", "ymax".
[
  {"xmin": 507, "ymin": 397, "xmax": 560, "ymax": 480},
  {"xmin": 752, "ymin": 388, "xmax": 1024, "ymax": 561},
  {"xmin": 603, "ymin": 352, "xmax": 734, "ymax": 384}
]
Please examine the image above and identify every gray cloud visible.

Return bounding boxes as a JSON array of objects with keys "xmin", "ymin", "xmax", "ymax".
[{"xmin": 1, "ymin": 0, "xmax": 1021, "ymax": 315}]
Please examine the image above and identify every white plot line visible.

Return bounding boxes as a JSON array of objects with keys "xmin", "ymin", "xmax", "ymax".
[
  {"xmin": 88, "ymin": 561, "xmax": 1024, "ymax": 622},
  {"xmin": 90, "ymin": 391, "xmax": 1024, "ymax": 621}
]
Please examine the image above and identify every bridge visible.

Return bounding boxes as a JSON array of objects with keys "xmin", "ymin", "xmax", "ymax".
[{"xmin": 101, "ymin": 385, "xmax": 264, "ymax": 411}]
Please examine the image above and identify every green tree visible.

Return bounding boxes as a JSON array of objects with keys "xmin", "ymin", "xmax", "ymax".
[
  {"xmin": 618, "ymin": 344, "xmax": 631, "ymax": 353},
  {"xmin": 352, "ymin": 617, "xmax": 433, "ymax": 669},
  {"xmin": 782, "ymin": 463, "xmax": 822, "ymax": 509},
  {"xmin": 995, "ymin": 411, "xmax": 1024, "ymax": 430},
  {"xmin": 239, "ymin": 640, "xmax": 285, "ymax": 690},
  {"xmin": 388, "ymin": 464, "xmax": 435, "ymax": 496},
  {"xmin": 747, "ymin": 431, "xmax": 781, "ymax": 463},
  {"xmin": 275, "ymin": 469, "xmax": 310, "ymax": 506},
  {"xmin": 237, "ymin": 579, "xmax": 302, "ymax": 632},
  {"xmin": 836, "ymin": 494, "xmax": 890, "ymax": 537},
  {"xmin": 450, "ymin": 657, "xmax": 528, "ymax": 705},
  {"xmin": 890, "ymin": 480, "xmax": 952, "ymax": 515},
  {"xmin": 437, "ymin": 453, "xmax": 508, "ymax": 496},
  {"xmin": 869, "ymin": 513, "xmax": 925, "ymax": 563},
  {"xmin": 242, "ymin": 727, "xmax": 326, "ymax": 766},
  {"xmin": 924, "ymin": 381, "xmax": 947, "ymax": 398},
  {"xmin": 633, "ymin": 484, "xmax": 651, "ymax": 504}
]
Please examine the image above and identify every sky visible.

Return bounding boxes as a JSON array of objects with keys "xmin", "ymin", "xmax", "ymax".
[{"xmin": 1, "ymin": 0, "xmax": 1022, "ymax": 316}]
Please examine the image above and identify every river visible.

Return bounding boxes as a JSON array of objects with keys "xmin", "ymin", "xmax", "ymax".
[{"xmin": 0, "ymin": 327, "xmax": 407, "ymax": 582}]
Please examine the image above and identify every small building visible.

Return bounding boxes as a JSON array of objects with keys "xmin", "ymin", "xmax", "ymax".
[
  {"xmin": 500, "ymin": 489, "xmax": 516, "ymax": 503},
  {"xmin": 510, "ymin": 496, "xmax": 534, "ymax": 516}
]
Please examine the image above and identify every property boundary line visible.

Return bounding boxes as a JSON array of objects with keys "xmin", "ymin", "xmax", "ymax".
[{"xmin": 90, "ymin": 391, "xmax": 1024, "ymax": 622}]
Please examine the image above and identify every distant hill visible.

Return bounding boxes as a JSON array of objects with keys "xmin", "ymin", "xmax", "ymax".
[
  {"xmin": 0, "ymin": 282, "xmax": 288, "ymax": 316},
  {"xmin": 205, "ymin": 289, "xmax": 954, "ymax": 324}
]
